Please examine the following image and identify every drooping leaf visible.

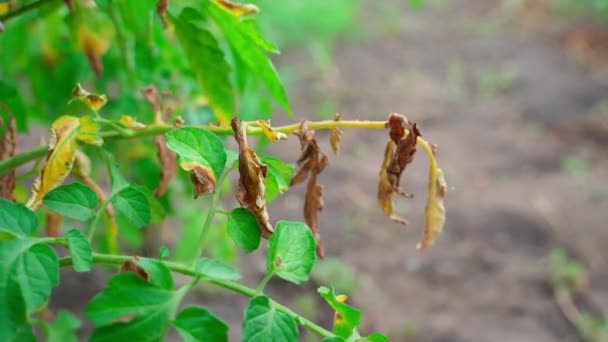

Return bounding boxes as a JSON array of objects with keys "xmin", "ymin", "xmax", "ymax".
[
  {"xmin": 267, "ymin": 221, "xmax": 316, "ymax": 284},
  {"xmin": 385, "ymin": 112, "xmax": 421, "ymax": 198},
  {"xmin": 70, "ymin": 83, "xmax": 108, "ymax": 112},
  {"xmin": 0, "ymin": 112, "xmax": 16, "ymax": 201},
  {"xmin": 43, "ymin": 182, "xmax": 98, "ymax": 221},
  {"xmin": 27, "ymin": 115, "xmax": 101, "ymax": 209},
  {"xmin": 418, "ymin": 167, "xmax": 447, "ymax": 249},
  {"xmin": 209, "ymin": 4, "xmax": 291, "ymax": 116},
  {"xmin": 317, "ymin": 286, "xmax": 361, "ymax": 339},
  {"xmin": 0, "ymin": 198, "xmax": 38, "ymax": 237},
  {"xmin": 41, "ymin": 310, "xmax": 81, "ymax": 342},
  {"xmin": 172, "ymin": 8, "xmax": 234, "ymax": 124},
  {"xmin": 111, "ymin": 186, "xmax": 151, "ymax": 229},
  {"xmin": 215, "ymin": 0, "xmax": 259, "ymax": 17},
  {"xmin": 11, "ymin": 244, "xmax": 59, "ymax": 313},
  {"xmin": 289, "ymin": 122, "xmax": 328, "ymax": 257},
  {"xmin": 195, "ymin": 257, "xmax": 241, "ymax": 281},
  {"xmin": 86, "ymin": 273, "xmax": 187, "ymax": 341},
  {"xmin": 172, "ymin": 306, "xmax": 229, "ymax": 342},
  {"xmin": 66, "ymin": 8, "xmax": 114, "ymax": 77},
  {"xmin": 231, "ymin": 118, "xmax": 273, "ymax": 238},
  {"xmin": 330, "ymin": 113, "xmax": 342, "ymax": 156},
  {"xmin": 65, "ymin": 229, "xmax": 92, "ymax": 272},
  {"xmin": 227, "ymin": 208, "xmax": 261, "ymax": 252},
  {"xmin": 262, "ymin": 156, "xmax": 294, "ymax": 203},
  {"xmin": 242, "ymin": 296, "xmax": 298, "ymax": 342},
  {"xmin": 256, "ymin": 120, "xmax": 288, "ymax": 142},
  {"xmin": 377, "ymin": 140, "xmax": 407, "ymax": 225},
  {"xmin": 165, "ymin": 127, "xmax": 227, "ymax": 198}
]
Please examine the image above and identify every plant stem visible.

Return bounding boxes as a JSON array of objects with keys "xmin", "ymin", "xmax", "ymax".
[
  {"xmin": 256, "ymin": 271, "xmax": 274, "ymax": 293},
  {"xmin": 58, "ymin": 252, "xmax": 334, "ymax": 338},
  {"xmin": 86, "ymin": 187, "xmax": 123, "ymax": 241},
  {"xmin": 0, "ymin": 119, "xmax": 389, "ymax": 176},
  {"xmin": 0, "ymin": 0, "xmax": 57, "ymax": 22}
]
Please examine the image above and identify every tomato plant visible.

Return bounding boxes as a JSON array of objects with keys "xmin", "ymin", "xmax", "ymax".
[{"xmin": 0, "ymin": 1, "xmax": 445, "ymax": 341}]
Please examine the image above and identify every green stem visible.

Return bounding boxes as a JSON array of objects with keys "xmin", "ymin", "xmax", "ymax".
[
  {"xmin": 256, "ymin": 271, "xmax": 274, "ymax": 293},
  {"xmin": 193, "ymin": 168, "xmax": 230, "ymax": 261},
  {"xmin": 58, "ymin": 252, "xmax": 334, "ymax": 338},
  {"xmin": 87, "ymin": 187, "xmax": 122, "ymax": 241},
  {"xmin": 0, "ymin": 119, "xmax": 389, "ymax": 176},
  {"xmin": 0, "ymin": 0, "xmax": 57, "ymax": 22}
]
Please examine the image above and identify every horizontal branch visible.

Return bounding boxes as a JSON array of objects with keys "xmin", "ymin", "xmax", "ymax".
[{"xmin": 59, "ymin": 253, "xmax": 334, "ymax": 338}]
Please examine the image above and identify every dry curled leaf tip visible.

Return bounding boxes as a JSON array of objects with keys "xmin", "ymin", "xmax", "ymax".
[
  {"xmin": 153, "ymin": 135, "xmax": 176, "ymax": 198},
  {"xmin": 119, "ymin": 257, "xmax": 150, "ymax": 281},
  {"xmin": 330, "ymin": 113, "xmax": 342, "ymax": 156},
  {"xmin": 156, "ymin": 0, "xmax": 168, "ymax": 28}
]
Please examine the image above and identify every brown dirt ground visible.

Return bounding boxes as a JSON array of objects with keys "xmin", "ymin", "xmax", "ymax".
[{"xmin": 51, "ymin": 1, "xmax": 608, "ymax": 341}]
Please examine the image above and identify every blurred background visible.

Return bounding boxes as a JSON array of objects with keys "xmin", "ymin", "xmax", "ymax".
[{"xmin": 2, "ymin": 0, "xmax": 608, "ymax": 341}]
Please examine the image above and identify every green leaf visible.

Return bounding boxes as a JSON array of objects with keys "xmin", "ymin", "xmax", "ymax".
[
  {"xmin": 242, "ymin": 296, "xmax": 298, "ymax": 342},
  {"xmin": 208, "ymin": 4, "xmax": 292, "ymax": 116},
  {"xmin": 12, "ymin": 244, "xmax": 59, "ymax": 313},
  {"xmin": 172, "ymin": 8, "xmax": 234, "ymax": 123},
  {"xmin": 0, "ymin": 198, "xmax": 37, "ymax": 237},
  {"xmin": 65, "ymin": 229, "xmax": 92, "ymax": 272},
  {"xmin": 99, "ymin": 149, "xmax": 129, "ymax": 192},
  {"xmin": 364, "ymin": 333, "xmax": 390, "ymax": 342},
  {"xmin": 111, "ymin": 186, "xmax": 151, "ymax": 228},
  {"xmin": 41, "ymin": 310, "xmax": 81, "ymax": 342},
  {"xmin": 410, "ymin": 0, "xmax": 423, "ymax": 9},
  {"xmin": 227, "ymin": 208, "xmax": 261, "ymax": 253},
  {"xmin": 195, "ymin": 257, "xmax": 240, "ymax": 281},
  {"xmin": 317, "ymin": 286, "xmax": 361, "ymax": 338},
  {"xmin": 137, "ymin": 258, "xmax": 174, "ymax": 290},
  {"xmin": 119, "ymin": 0, "xmax": 155, "ymax": 40},
  {"xmin": 267, "ymin": 221, "xmax": 316, "ymax": 284},
  {"xmin": 323, "ymin": 338, "xmax": 345, "ymax": 342},
  {"xmin": 43, "ymin": 183, "xmax": 98, "ymax": 221},
  {"xmin": 262, "ymin": 156, "xmax": 294, "ymax": 203},
  {"xmin": 172, "ymin": 306, "xmax": 228, "ymax": 342},
  {"xmin": 159, "ymin": 246, "xmax": 170, "ymax": 260},
  {"xmin": 86, "ymin": 273, "xmax": 187, "ymax": 341}
]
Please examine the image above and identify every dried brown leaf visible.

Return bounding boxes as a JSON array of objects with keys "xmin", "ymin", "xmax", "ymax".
[
  {"xmin": 118, "ymin": 256, "xmax": 150, "ymax": 281},
  {"xmin": 156, "ymin": 0, "xmax": 168, "ymax": 28},
  {"xmin": 231, "ymin": 118, "xmax": 274, "ymax": 238},
  {"xmin": 0, "ymin": 110, "xmax": 16, "ymax": 201},
  {"xmin": 45, "ymin": 210, "xmax": 63, "ymax": 237},
  {"xmin": 290, "ymin": 122, "xmax": 328, "ymax": 257},
  {"xmin": 385, "ymin": 113, "xmax": 421, "ymax": 197},
  {"xmin": 153, "ymin": 135, "xmax": 176, "ymax": 197},
  {"xmin": 330, "ymin": 113, "xmax": 342, "ymax": 156},
  {"xmin": 418, "ymin": 168, "xmax": 447, "ymax": 249},
  {"xmin": 182, "ymin": 162, "xmax": 216, "ymax": 199},
  {"xmin": 377, "ymin": 139, "xmax": 408, "ymax": 225}
]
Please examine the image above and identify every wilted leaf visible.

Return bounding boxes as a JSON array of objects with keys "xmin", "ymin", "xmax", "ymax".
[
  {"xmin": 45, "ymin": 210, "xmax": 63, "ymax": 237},
  {"xmin": 256, "ymin": 120, "xmax": 287, "ymax": 142},
  {"xmin": 0, "ymin": 112, "xmax": 16, "ymax": 201},
  {"xmin": 289, "ymin": 122, "xmax": 328, "ymax": 257},
  {"xmin": 385, "ymin": 113, "xmax": 421, "ymax": 198},
  {"xmin": 418, "ymin": 167, "xmax": 447, "ymax": 249},
  {"xmin": 119, "ymin": 115, "xmax": 146, "ymax": 130},
  {"xmin": 156, "ymin": 0, "xmax": 168, "ymax": 28},
  {"xmin": 67, "ymin": 9, "xmax": 114, "ymax": 77},
  {"xmin": 26, "ymin": 116, "xmax": 94, "ymax": 209},
  {"xmin": 71, "ymin": 84, "xmax": 107, "ymax": 111},
  {"xmin": 215, "ymin": 0, "xmax": 259, "ymax": 17},
  {"xmin": 377, "ymin": 140, "xmax": 407, "ymax": 225},
  {"xmin": 118, "ymin": 256, "xmax": 150, "ymax": 282},
  {"xmin": 330, "ymin": 113, "xmax": 342, "ymax": 155},
  {"xmin": 231, "ymin": 118, "xmax": 273, "ymax": 238},
  {"xmin": 153, "ymin": 135, "xmax": 176, "ymax": 197}
]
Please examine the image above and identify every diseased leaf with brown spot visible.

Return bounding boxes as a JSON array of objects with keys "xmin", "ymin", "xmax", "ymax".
[
  {"xmin": 215, "ymin": 0, "xmax": 259, "ymax": 17},
  {"xmin": 290, "ymin": 122, "xmax": 328, "ymax": 257},
  {"xmin": 67, "ymin": 8, "xmax": 114, "ymax": 77},
  {"xmin": 0, "ymin": 111, "xmax": 16, "ymax": 201},
  {"xmin": 45, "ymin": 210, "xmax": 63, "ymax": 237},
  {"xmin": 119, "ymin": 115, "xmax": 146, "ymax": 130},
  {"xmin": 181, "ymin": 162, "xmax": 215, "ymax": 199},
  {"xmin": 418, "ymin": 168, "xmax": 447, "ymax": 250},
  {"xmin": 330, "ymin": 113, "xmax": 342, "ymax": 156},
  {"xmin": 153, "ymin": 135, "xmax": 176, "ymax": 198},
  {"xmin": 386, "ymin": 114, "xmax": 421, "ymax": 198},
  {"xmin": 377, "ymin": 139, "xmax": 408, "ymax": 225},
  {"xmin": 118, "ymin": 256, "xmax": 150, "ymax": 281},
  {"xmin": 231, "ymin": 118, "xmax": 274, "ymax": 238},
  {"xmin": 156, "ymin": 0, "xmax": 168, "ymax": 28},
  {"xmin": 71, "ymin": 83, "xmax": 107, "ymax": 111}
]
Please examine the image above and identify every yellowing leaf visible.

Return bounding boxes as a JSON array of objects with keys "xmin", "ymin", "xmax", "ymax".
[
  {"xmin": 256, "ymin": 120, "xmax": 287, "ymax": 142},
  {"xmin": 119, "ymin": 115, "xmax": 146, "ymax": 130},
  {"xmin": 215, "ymin": 0, "xmax": 259, "ymax": 17},
  {"xmin": 71, "ymin": 83, "xmax": 107, "ymax": 111},
  {"xmin": 77, "ymin": 116, "xmax": 103, "ymax": 146},
  {"xmin": 418, "ymin": 168, "xmax": 447, "ymax": 250},
  {"xmin": 67, "ymin": 8, "xmax": 114, "ymax": 77},
  {"xmin": 330, "ymin": 113, "xmax": 342, "ymax": 156},
  {"xmin": 377, "ymin": 139, "xmax": 407, "ymax": 225},
  {"xmin": 26, "ymin": 115, "xmax": 98, "ymax": 209}
]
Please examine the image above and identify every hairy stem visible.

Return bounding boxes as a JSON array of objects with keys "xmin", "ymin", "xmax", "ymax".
[{"xmin": 58, "ymin": 252, "xmax": 334, "ymax": 338}]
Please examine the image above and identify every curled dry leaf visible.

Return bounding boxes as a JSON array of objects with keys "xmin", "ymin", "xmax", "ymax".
[
  {"xmin": 118, "ymin": 256, "xmax": 150, "ymax": 281},
  {"xmin": 418, "ymin": 167, "xmax": 447, "ymax": 250},
  {"xmin": 329, "ymin": 113, "xmax": 342, "ymax": 156},
  {"xmin": 182, "ymin": 162, "xmax": 215, "ymax": 199},
  {"xmin": 71, "ymin": 83, "xmax": 107, "ymax": 111},
  {"xmin": 153, "ymin": 135, "xmax": 176, "ymax": 197},
  {"xmin": 386, "ymin": 113, "xmax": 421, "ymax": 198},
  {"xmin": 26, "ymin": 116, "xmax": 101, "ymax": 209},
  {"xmin": 256, "ymin": 120, "xmax": 288, "ymax": 142},
  {"xmin": 0, "ymin": 110, "xmax": 16, "ymax": 201},
  {"xmin": 377, "ymin": 139, "xmax": 407, "ymax": 225},
  {"xmin": 119, "ymin": 115, "xmax": 146, "ymax": 130},
  {"xmin": 156, "ymin": 0, "xmax": 168, "ymax": 28},
  {"xmin": 231, "ymin": 118, "xmax": 274, "ymax": 238},
  {"xmin": 215, "ymin": 0, "xmax": 260, "ymax": 17},
  {"xmin": 290, "ymin": 122, "xmax": 328, "ymax": 258},
  {"xmin": 45, "ymin": 210, "xmax": 63, "ymax": 237}
]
